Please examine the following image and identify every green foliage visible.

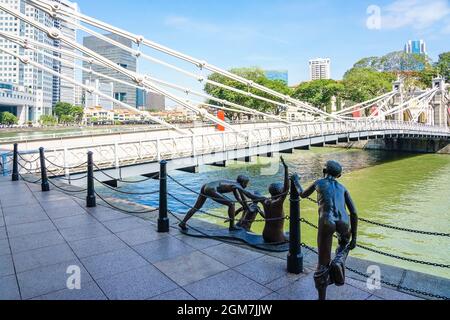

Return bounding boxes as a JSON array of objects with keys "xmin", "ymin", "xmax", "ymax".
[
  {"xmin": 353, "ymin": 51, "xmax": 431, "ymax": 72},
  {"xmin": 59, "ymin": 115, "xmax": 75, "ymax": 124},
  {"xmin": 436, "ymin": 52, "xmax": 450, "ymax": 80},
  {"xmin": 39, "ymin": 115, "xmax": 58, "ymax": 126},
  {"xmin": 292, "ymin": 80, "xmax": 344, "ymax": 112},
  {"xmin": 71, "ymin": 106, "xmax": 84, "ymax": 122},
  {"xmin": 342, "ymin": 68, "xmax": 396, "ymax": 103},
  {"xmin": 0, "ymin": 112, "xmax": 18, "ymax": 125},
  {"xmin": 54, "ymin": 102, "xmax": 73, "ymax": 118},
  {"xmin": 54, "ymin": 102, "xmax": 83, "ymax": 124},
  {"xmin": 204, "ymin": 67, "xmax": 292, "ymax": 115}
]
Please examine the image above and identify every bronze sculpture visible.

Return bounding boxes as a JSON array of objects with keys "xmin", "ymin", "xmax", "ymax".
[
  {"xmin": 235, "ymin": 191, "xmax": 264, "ymax": 231},
  {"xmin": 179, "ymin": 175, "xmax": 251, "ymax": 231},
  {"xmin": 292, "ymin": 160, "xmax": 358, "ymax": 300},
  {"xmin": 244, "ymin": 157, "xmax": 289, "ymax": 244}
]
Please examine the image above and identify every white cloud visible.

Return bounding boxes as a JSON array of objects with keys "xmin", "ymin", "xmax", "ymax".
[{"xmin": 381, "ymin": 0, "xmax": 450, "ymax": 30}]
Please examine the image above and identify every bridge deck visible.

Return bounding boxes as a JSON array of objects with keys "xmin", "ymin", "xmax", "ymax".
[{"xmin": 2, "ymin": 176, "xmax": 448, "ymax": 300}]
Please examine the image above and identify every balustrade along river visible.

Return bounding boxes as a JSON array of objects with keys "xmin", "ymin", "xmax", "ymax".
[{"xmin": 96, "ymin": 147, "xmax": 450, "ymax": 279}]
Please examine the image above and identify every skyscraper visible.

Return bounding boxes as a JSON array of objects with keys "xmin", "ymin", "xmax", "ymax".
[
  {"xmin": 265, "ymin": 70, "xmax": 288, "ymax": 84},
  {"xmin": 309, "ymin": 58, "xmax": 331, "ymax": 81},
  {"xmin": 0, "ymin": 0, "xmax": 78, "ymax": 117},
  {"xmin": 405, "ymin": 40, "xmax": 427, "ymax": 55},
  {"xmin": 82, "ymin": 33, "xmax": 137, "ymax": 108}
]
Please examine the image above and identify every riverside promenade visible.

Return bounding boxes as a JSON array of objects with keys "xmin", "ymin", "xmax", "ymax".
[{"xmin": 1, "ymin": 176, "xmax": 448, "ymax": 300}]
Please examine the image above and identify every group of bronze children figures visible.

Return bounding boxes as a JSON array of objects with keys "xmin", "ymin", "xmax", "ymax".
[{"xmin": 178, "ymin": 157, "xmax": 358, "ymax": 300}]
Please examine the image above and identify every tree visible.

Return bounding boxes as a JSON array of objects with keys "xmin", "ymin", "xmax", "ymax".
[
  {"xmin": 353, "ymin": 51, "xmax": 431, "ymax": 72},
  {"xmin": 342, "ymin": 68, "xmax": 396, "ymax": 103},
  {"xmin": 204, "ymin": 67, "xmax": 292, "ymax": 115},
  {"xmin": 53, "ymin": 102, "xmax": 84, "ymax": 124},
  {"xmin": 436, "ymin": 52, "xmax": 450, "ymax": 80},
  {"xmin": 292, "ymin": 79, "xmax": 344, "ymax": 112},
  {"xmin": 39, "ymin": 115, "xmax": 58, "ymax": 126},
  {"xmin": 0, "ymin": 112, "xmax": 18, "ymax": 125},
  {"xmin": 59, "ymin": 115, "xmax": 75, "ymax": 125},
  {"xmin": 54, "ymin": 102, "xmax": 74, "ymax": 119},
  {"xmin": 71, "ymin": 106, "xmax": 84, "ymax": 123}
]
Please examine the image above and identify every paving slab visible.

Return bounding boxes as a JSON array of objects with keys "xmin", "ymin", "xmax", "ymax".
[
  {"xmin": 81, "ymin": 247, "xmax": 149, "ymax": 280},
  {"xmin": 13, "ymin": 243, "xmax": 77, "ymax": 273},
  {"xmin": 45, "ymin": 204, "xmax": 88, "ymax": 220},
  {"xmin": 133, "ymin": 236, "xmax": 196, "ymax": 264},
  {"xmin": 6, "ymin": 220, "xmax": 56, "ymax": 238},
  {"xmin": 9, "ymin": 230, "xmax": 65, "ymax": 254},
  {"xmin": 154, "ymin": 251, "xmax": 229, "ymax": 286},
  {"xmin": 175, "ymin": 234, "xmax": 222, "ymax": 250},
  {"xmin": 97, "ymin": 265, "xmax": 179, "ymax": 300},
  {"xmin": 33, "ymin": 281, "xmax": 107, "ymax": 301},
  {"xmin": 103, "ymin": 216, "xmax": 150, "ymax": 233},
  {"xmin": 69, "ymin": 234, "xmax": 128, "ymax": 259},
  {"xmin": 58, "ymin": 223, "xmax": 112, "ymax": 242},
  {"xmin": 3, "ymin": 205, "xmax": 49, "ymax": 226},
  {"xmin": 234, "ymin": 255, "xmax": 287, "ymax": 285},
  {"xmin": 202, "ymin": 243, "xmax": 264, "ymax": 268},
  {"xmin": 39, "ymin": 198, "xmax": 81, "ymax": 211},
  {"xmin": 0, "ymin": 196, "xmax": 37, "ymax": 208},
  {"xmin": 265, "ymin": 269, "xmax": 312, "ymax": 291},
  {"xmin": 184, "ymin": 269, "xmax": 272, "ymax": 300},
  {"xmin": 276, "ymin": 273, "xmax": 372, "ymax": 300},
  {"xmin": 0, "ymin": 239, "xmax": 10, "ymax": 256},
  {"xmin": 400, "ymin": 270, "xmax": 450, "ymax": 300},
  {"xmin": 53, "ymin": 214, "xmax": 100, "ymax": 230},
  {"xmin": 115, "ymin": 226, "xmax": 169, "ymax": 247},
  {"xmin": 85, "ymin": 206, "xmax": 129, "ymax": 222},
  {"xmin": 260, "ymin": 292, "xmax": 284, "ymax": 300},
  {"xmin": 17, "ymin": 259, "xmax": 92, "ymax": 300},
  {"xmin": 0, "ymin": 226, "xmax": 6, "ymax": 240},
  {"xmin": 150, "ymin": 288, "xmax": 195, "ymax": 301},
  {"xmin": 345, "ymin": 256, "xmax": 406, "ymax": 286},
  {"xmin": 343, "ymin": 277, "xmax": 421, "ymax": 300},
  {"xmin": 33, "ymin": 192, "xmax": 71, "ymax": 203},
  {"xmin": 0, "ymin": 275, "xmax": 21, "ymax": 300},
  {"xmin": 0, "ymin": 254, "xmax": 15, "ymax": 277}
]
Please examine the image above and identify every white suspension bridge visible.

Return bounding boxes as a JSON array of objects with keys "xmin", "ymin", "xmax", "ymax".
[{"xmin": 0, "ymin": 0, "xmax": 449, "ymax": 185}]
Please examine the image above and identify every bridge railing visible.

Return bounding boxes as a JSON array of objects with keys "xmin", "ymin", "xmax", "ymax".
[{"xmin": 12, "ymin": 120, "xmax": 449, "ymax": 177}]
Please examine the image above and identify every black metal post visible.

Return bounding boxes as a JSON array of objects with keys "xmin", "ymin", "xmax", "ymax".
[
  {"xmin": 158, "ymin": 160, "xmax": 169, "ymax": 233},
  {"xmin": 287, "ymin": 176, "xmax": 303, "ymax": 274},
  {"xmin": 12, "ymin": 143, "xmax": 19, "ymax": 182},
  {"xmin": 39, "ymin": 147, "xmax": 50, "ymax": 192},
  {"xmin": 86, "ymin": 151, "xmax": 96, "ymax": 208}
]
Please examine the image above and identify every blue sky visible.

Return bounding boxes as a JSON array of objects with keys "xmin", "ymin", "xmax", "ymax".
[{"xmin": 74, "ymin": 0, "xmax": 450, "ymax": 86}]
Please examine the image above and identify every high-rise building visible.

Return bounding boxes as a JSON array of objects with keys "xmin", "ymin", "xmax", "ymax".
[
  {"xmin": 309, "ymin": 58, "xmax": 331, "ymax": 81},
  {"xmin": 0, "ymin": 0, "xmax": 78, "ymax": 119},
  {"xmin": 265, "ymin": 70, "xmax": 288, "ymax": 84},
  {"xmin": 82, "ymin": 33, "xmax": 137, "ymax": 108},
  {"xmin": 136, "ymin": 88, "xmax": 165, "ymax": 111},
  {"xmin": 84, "ymin": 79, "xmax": 114, "ymax": 110},
  {"xmin": 405, "ymin": 40, "xmax": 427, "ymax": 55}
]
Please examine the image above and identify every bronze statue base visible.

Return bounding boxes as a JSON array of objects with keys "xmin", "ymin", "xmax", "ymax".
[{"xmin": 181, "ymin": 228, "xmax": 290, "ymax": 253}]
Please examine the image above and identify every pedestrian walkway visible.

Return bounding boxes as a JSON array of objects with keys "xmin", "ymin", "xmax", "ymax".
[{"xmin": 0, "ymin": 176, "xmax": 444, "ymax": 300}]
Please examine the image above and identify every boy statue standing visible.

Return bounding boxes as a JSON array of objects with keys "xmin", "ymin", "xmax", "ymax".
[{"xmin": 292, "ymin": 160, "xmax": 358, "ymax": 300}]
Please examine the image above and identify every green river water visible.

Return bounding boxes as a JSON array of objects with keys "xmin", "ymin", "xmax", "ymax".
[{"xmin": 99, "ymin": 147, "xmax": 450, "ymax": 279}]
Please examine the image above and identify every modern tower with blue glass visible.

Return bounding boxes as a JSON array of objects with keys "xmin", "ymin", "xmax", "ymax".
[{"xmin": 405, "ymin": 40, "xmax": 427, "ymax": 55}]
